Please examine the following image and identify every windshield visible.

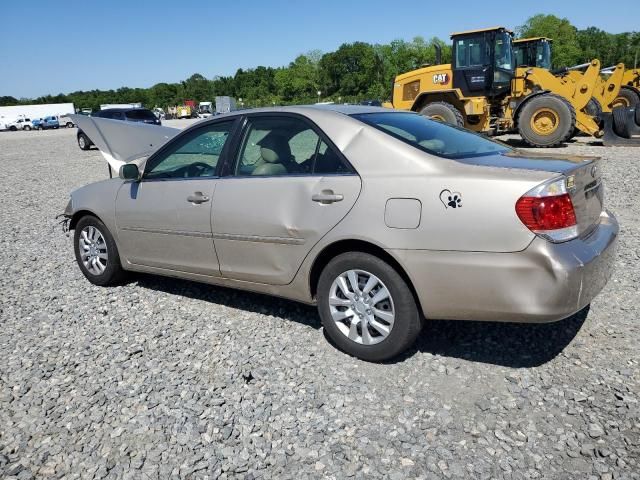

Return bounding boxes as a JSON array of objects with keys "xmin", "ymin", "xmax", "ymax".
[
  {"xmin": 494, "ymin": 32, "xmax": 513, "ymax": 71},
  {"xmin": 537, "ymin": 41, "xmax": 552, "ymax": 69},
  {"xmin": 352, "ymin": 112, "xmax": 509, "ymax": 159}
]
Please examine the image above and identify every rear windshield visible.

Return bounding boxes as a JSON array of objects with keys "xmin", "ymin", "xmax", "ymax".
[
  {"xmin": 125, "ymin": 109, "xmax": 156, "ymax": 121},
  {"xmin": 352, "ymin": 112, "xmax": 509, "ymax": 159}
]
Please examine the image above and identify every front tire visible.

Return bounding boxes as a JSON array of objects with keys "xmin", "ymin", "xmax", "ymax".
[
  {"xmin": 419, "ymin": 101, "xmax": 465, "ymax": 127},
  {"xmin": 317, "ymin": 252, "xmax": 422, "ymax": 362},
  {"xmin": 517, "ymin": 93, "xmax": 575, "ymax": 147},
  {"xmin": 73, "ymin": 216, "xmax": 125, "ymax": 286},
  {"xmin": 611, "ymin": 85, "xmax": 640, "ymax": 109},
  {"xmin": 78, "ymin": 133, "xmax": 90, "ymax": 150},
  {"xmin": 66, "ymin": 122, "xmax": 74, "ymax": 128}
]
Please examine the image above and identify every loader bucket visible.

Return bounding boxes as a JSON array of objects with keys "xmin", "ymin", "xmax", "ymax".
[{"xmin": 602, "ymin": 108, "xmax": 640, "ymax": 146}]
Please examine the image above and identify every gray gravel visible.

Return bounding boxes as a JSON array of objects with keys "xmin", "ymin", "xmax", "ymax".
[{"xmin": 0, "ymin": 126, "xmax": 638, "ymax": 479}]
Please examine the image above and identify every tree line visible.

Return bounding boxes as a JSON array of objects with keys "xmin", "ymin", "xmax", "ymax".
[{"xmin": 1, "ymin": 14, "xmax": 638, "ymax": 112}]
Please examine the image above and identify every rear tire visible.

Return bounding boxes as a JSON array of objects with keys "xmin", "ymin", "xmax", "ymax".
[
  {"xmin": 317, "ymin": 252, "xmax": 422, "ymax": 362},
  {"xmin": 612, "ymin": 86, "xmax": 640, "ymax": 109},
  {"xmin": 73, "ymin": 216, "xmax": 125, "ymax": 286},
  {"xmin": 66, "ymin": 122, "xmax": 74, "ymax": 128},
  {"xmin": 78, "ymin": 133, "xmax": 91, "ymax": 150},
  {"xmin": 517, "ymin": 93, "xmax": 575, "ymax": 147},
  {"xmin": 23, "ymin": 125, "xmax": 31, "ymax": 131},
  {"xmin": 419, "ymin": 101, "xmax": 465, "ymax": 127}
]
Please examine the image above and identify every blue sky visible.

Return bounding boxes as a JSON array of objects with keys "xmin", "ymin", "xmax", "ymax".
[{"xmin": 1, "ymin": 0, "xmax": 639, "ymax": 98}]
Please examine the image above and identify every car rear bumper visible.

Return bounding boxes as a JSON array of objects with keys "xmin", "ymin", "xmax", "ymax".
[{"xmin": 390, "ymin": 210, "xmax": 619, "ymax": 323}]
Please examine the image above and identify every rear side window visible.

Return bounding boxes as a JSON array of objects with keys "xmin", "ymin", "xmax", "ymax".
[
  {"xmin": 455, "ymin": 34, "xmax": 487, "ymax": 68},
  {"xmin": 235, "ymin": 116, "xmax": 351, "ymax": 176},
  {"xmin": 353, "ymin": 112, "xmax": 509, "ymax": 159},
  {"xmin": 126, "ymin": 109, "xmax": 156, "ymax": 121}
]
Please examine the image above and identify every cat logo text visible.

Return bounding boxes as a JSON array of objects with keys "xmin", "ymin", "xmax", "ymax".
[{"xmin": 432, "ymin": 73, "xmax": 449, "ymax": 85}]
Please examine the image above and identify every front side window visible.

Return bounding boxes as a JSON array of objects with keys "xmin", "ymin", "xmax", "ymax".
[
  {"xmin": 536, "ymin": 41, "xmax": 552, "ymax": 69},
  {"xmin": 494, "ymin": 32, "xmax": 513, "ymax": 71},
  {"xmin": 353, "ymin": 112, "xmax": 509, "ymax": 159},
  {"xmin": 235, "ymin": 116, "xmax": 350, "ymax": 176},
  {"xmin": 144, "ymin": 121, "xmax": 234, "ymax": 179}
]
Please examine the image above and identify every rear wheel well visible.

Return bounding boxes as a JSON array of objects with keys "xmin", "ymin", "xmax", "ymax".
[
  {"xmin": 309, "ymin": 239, "xmax": 421, "ymax": 310},
  {"xmin": 69, "ymin": 210, "xmax": 99, "ymax": 231},
  {"xmin": 413, "ymin": 92, "xmax": 465, "ymax": 116}
]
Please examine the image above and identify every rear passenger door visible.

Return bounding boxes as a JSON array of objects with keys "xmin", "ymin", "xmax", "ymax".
[{"xmin": 211, "ymin": 114, "xmax": 361, "ymax": 285}]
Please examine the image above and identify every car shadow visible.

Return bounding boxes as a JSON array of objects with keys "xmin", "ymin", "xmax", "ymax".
[
  {"xmin": 500, "ymin": 138, "xmax": 570, "ymax": 148},
  {"xmin": 400, "ymin": 306, "xmax": 590, "ymax": 368},
  {"xmin": 133, "ymin": 274, "xmax": 322, "ymax": 329},
  {"xmin": 133, "ymin": 274, "xmax": 588, "ymax": 368}
]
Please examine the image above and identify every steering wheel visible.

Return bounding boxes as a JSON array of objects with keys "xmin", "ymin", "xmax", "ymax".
[{"xmin": 186, "ymin": 161, "xmax": 214, "ymax": 177}]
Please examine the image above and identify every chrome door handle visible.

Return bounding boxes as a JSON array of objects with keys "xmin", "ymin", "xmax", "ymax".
[
  {"xmin": 312, "ymin": 191, "xmax": 344, "ymax": 204},
  {"xmin": 187, "ymin": 192, "xmax": 210, "ymax": 204}
]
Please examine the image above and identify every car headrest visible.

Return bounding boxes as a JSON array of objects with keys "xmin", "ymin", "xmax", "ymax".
[{"xmin": 258, "ymin": 134, "xmax": 291, "ymax": 164}]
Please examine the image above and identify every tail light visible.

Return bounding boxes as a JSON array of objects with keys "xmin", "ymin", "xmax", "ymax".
[{"xmin": 515, "ymin": 177, "xmax": 578, "ymax": 243}]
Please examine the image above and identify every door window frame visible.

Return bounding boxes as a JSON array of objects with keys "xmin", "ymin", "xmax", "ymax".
[
  {"xmin": 141, "ymin": 117, "xmax": 242, "ymax": 183},
  {"xmin": 218, "ymin": 112, "xmax": 357, "ymax": 178}
]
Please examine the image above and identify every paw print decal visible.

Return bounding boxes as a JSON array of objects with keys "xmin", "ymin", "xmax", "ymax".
[
  {"xmin": 439, "ymin": 189, "xmax": 463, "ymax": 209},
  {"xmin": 447, "ymin": 194, "xmax": 462, "ymax": 209}
]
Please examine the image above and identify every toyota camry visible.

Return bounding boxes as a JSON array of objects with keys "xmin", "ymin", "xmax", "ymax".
[{"xmin": 62, "ymin": 106, "xmax": 618, "ymax": 361}]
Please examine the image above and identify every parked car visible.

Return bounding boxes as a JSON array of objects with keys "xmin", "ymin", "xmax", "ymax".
[
  {"xmin": 77, "ymin": 107, "xmax": 161, "ymax": 150},
  {"xmin": 34, "ymin": 116, "xmax": 60, "ymax": 130},
  {"xmin": 7, "ymin": 117, "xmax": 33, "ymax": 131},
  {"xmin": 58, "ymin": 115, "xmax": 75, "ymax": 128},
  {"xmin": 63, "ymin": 105, "xmax": 618, "ymax": 361}
]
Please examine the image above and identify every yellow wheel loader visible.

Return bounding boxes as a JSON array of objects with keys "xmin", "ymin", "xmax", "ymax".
[
  {"xmin": 513, "ymin": 37, "xmax": 625, "ymax": 114},
  {"xmin": 513, "ymin": 37, "xmax": 640, "ymax": 145},
  {"xmin": 391, "ymin": 27, "xmax": 602, "ymax": 147}
]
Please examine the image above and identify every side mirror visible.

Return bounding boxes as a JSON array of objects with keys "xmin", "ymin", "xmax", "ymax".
[{"xmin": 119, "ymin": 163, "xmax": 140, "ymax": 181}]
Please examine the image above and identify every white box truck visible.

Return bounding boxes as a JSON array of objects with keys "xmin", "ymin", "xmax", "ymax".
[
  {"xmin": 215, "ymin": 96, "xmax": 237, "ymax": 114},
  {"xmin": 0, "ymin": 103, "xmax": 75, "ymax": 130}
]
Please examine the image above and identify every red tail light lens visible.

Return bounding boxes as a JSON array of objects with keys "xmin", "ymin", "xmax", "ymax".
[
  {"xmin": 516, "ymin": 177, "xmax": 578, "ymax": 243},
  {"xmin": 516, "ymin": 193, "xmax": 577, "ymax": 231}
]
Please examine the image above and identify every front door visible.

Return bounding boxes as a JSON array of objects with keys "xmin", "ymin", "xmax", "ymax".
[
  {"xmin": 212, "ymin": 115, "xmax": 361, "ymax": 285},
  {"xmin": 115, "ymin": 120, "xmax": 237, "ymax": 276}
]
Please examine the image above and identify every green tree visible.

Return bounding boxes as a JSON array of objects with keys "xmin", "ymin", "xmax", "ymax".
[{"xmin": 517, "ymin": 14, "xmax": 582, "ymax": 67}]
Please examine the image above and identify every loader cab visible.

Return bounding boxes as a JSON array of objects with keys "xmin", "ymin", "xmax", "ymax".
[
  {"xmin": 514, "ymin": 37, "xmax": 552, "ymax": 69},
  {"xmin": 451, "ymin": 27, "xmax": 515, "ymax": 98}
]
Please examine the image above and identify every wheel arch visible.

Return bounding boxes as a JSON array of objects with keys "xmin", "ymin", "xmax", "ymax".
[
  {"xmin": 69, "ymin": 209, "xmax": 103, "ymax": 231},
  {"xmin": 308, "ymin": 239, "xmax": 422, "ymax": 312},
  {"xmin": 412, "ymin": 90, "xmax": 465, "ymax": 114}
]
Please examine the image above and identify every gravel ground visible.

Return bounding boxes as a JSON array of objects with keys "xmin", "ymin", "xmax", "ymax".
[{"xmin": 0, "ymin": 125, "xmax": 638, "ymax": 480}]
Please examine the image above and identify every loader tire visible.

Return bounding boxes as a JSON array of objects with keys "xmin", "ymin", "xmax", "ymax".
[
  {"xmin": 585, "ymin": 97, "xmax": 603, "ymax": 120},
  {"xmin": 611, "ymin": 86, "xmax": 640, "ymax": 109},
  {"xmin": 419, "ymin": 102, "xmax": 465, "ymax": 127},
  {"xmin": 612, "ymin": 107, "xmax": 632, "ymax": 138},
  {"xmin": 636, "ymin": 104, "xmax": 640, "ymax": 127},
  {"xmin": 517, "ymin": 93, "xmax": 575, "ymax": 147}
]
